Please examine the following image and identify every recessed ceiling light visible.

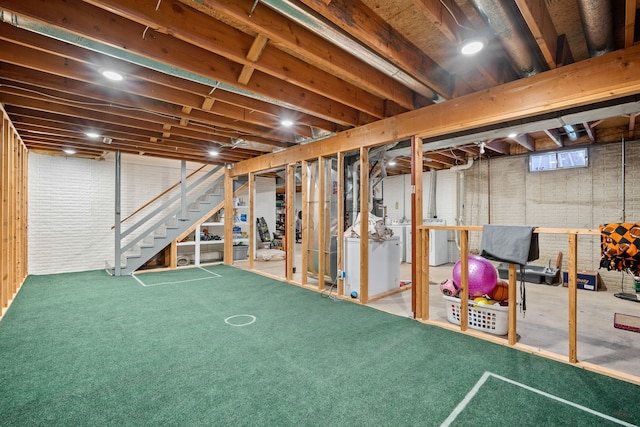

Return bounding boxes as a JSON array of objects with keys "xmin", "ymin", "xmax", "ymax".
[
  {"xmin": 388, "ymin": 159, "xmax": 397, "ymax": 166},
  {"xmin": 63, "ymin": 148, "xmax": 76, "ymax": 155},
  {"xmin": 281, "ymin": 119, "xmax": 294, "ymax": 127},
  {"xmin": 459, "ymin": 37, "xmax": 486, "ymax": 55},
  {"xmin": 208, "ymin": 149, "xmax": 219, "ymax": 157},
  {"xmin": 85, "ymin": 131, "xmax": 100, "ymax": 139},
  {"xmin": 508, "ymin": 132, "xmax": 518, "ymax": 138},
  {"xmin": 101, "ymin": 70, "xmax": 124, "ymax": 81}
]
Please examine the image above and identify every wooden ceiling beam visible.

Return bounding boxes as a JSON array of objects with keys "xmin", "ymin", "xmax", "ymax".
[
  {"xmin": 10, "ymin": 117, "xmax": 234, "ymax": 155},
  {"xmin": 629, "ymin": 112, "xmax": 638, "ymax": 138},
  {"xmin": 624, "ymin": 0, "xmax": 637, "ymax": 48},
  {"xmin": 82, "ymin": 0, "xmax": 387, "ymax": 120},
  {"xmin": 23, "ymin": 136, "xmax": 223, "ymax": 163},
  {"xmin": 231, "ymin": 44, "xmax": 640, "ymax": 176},
  {"xmin": 544, "ymin": 128, "xmax": 563, "ymax": 147},
  {"xmin": 555, "ymin": 34, "xmax": 575, "ymax": 67},
  {"xmin": 515, "ymin": 0, "xmax": 559, "ymax": 69},
  {"xmin": 238, "ymin": 34, "xmax": 269, "ymax": 86},
  {"xmin": 18, "ymin": 133, "xmax": 210, "ymax": 160},
  {"xmin": 186, "ymin": 0, "xmax": 424, "ymax": 111},
  {"xmin": 485, "ymin": 139, "xmax": 511, "ymax": 155},
  {"xmin": 2, "ymin": 0, "xmax": 365, "ymax": 127},
  {"xmin": 299, "ymin": 0, "xmax": 453, "ymax": 99},
  {"xmin": 0, "ymin": 42, "xmax": 301, "ymax": 140},
  {"xmin": 582, "ymin": 121, "xmax": 596, "ymax": 142},
  {"xmin": 0, "ymin": 75, "xmax": 293, "ymax": 146},
  {"xmin": 421, "ymin": 153, "xmax": 455, "ymax": 166},
  {"xmin": 17, "ymin": 126, "xmax": 256, "ymax": 163},
  {"xmin": 412, "ymin": 0, "xmax": 505, "ymax": 87},
  {"xmin": 9, "ymin": 108, "xmax": 275, "ymax": 159},
  {"xmin": 0, "ymin": 23, "xmax": 326, "ymax": 134}
]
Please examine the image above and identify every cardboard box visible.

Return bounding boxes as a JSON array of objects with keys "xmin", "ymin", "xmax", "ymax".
[{"xmin": 563, "ymin": 270, "xmax": 599, "ymax": 291}]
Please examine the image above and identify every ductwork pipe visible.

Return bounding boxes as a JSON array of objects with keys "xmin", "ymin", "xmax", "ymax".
[
  {"xmin": 451, "ymin": 158, "xmax": 474, "ymax": 250},
  {"xmin": 449, "ymin": 158, "xmax": 474, "ymax": 172},
  {"xmin": 563, "ymin": 124, "xmax": 579, "ymax": 141},
  {"xmin": 468, "ymin": 0, "xmax": 544, "ymax": 76},
  {"xmin": 576, "ymin": 0, "xmax": 615, "ymax": 57}
]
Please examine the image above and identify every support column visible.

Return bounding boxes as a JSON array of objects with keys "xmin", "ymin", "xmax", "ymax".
[{"xmin": 114, "ymin": 151, "xmax": 122, "ymax": 276}]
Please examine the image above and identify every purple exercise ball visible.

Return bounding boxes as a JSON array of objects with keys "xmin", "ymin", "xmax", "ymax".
[{"xmin": 452, "ymin": 255, "xmax": 497, "ymax": 297}]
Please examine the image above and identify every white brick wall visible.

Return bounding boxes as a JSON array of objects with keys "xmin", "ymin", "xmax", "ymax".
[
  {"xmin": 28, "ymin": 153, "xmax": 201, "ymax": 275},
  {"xmin": 28, "ymin": 142, "xmax": 640, "ymax": 290}
]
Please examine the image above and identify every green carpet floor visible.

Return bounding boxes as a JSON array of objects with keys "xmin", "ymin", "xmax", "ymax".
[{"xmin": 1, "ymin": 266, "xmax": 638, "ymax": 426}]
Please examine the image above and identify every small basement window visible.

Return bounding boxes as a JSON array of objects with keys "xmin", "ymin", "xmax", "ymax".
[{"xmin": 529, "ymin": 148, "xmax": 588, "ymax": 172}]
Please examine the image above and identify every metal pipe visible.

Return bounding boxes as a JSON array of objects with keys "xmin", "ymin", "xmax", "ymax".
[
  {"xmin": 563, "ymin": 124, "xmax": 579, "ymax": 141},
  {"xmin": 622, "ymin": 137, "xmax": 626, "ymax": 222},
  {"xmin": 576, "ymin": 0, "xmax": 615, "ymax": 57},
  {"xmin": 114, "ymin": 151, "xmax": 122, "ymax": 276},
  {"xmin": 180, "ymin": 160, "xmax": 187, "ymax": 220},
  {"xmin": 468, "ymin": 0, "xmax": 544, "ymax": 76},
  {"xmin": 427, "ymin": 169, "xmax": 437, "ymax": 218},
  {"xmin": 487, "ymin": 156, "xmax": 491, "ymax": 224},
  {"xmin": 260, "ymin": 0, "xmax": 443, "ymax": 101}
]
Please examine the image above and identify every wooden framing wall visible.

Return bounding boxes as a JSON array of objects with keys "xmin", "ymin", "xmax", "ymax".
[
  {"xmin": 416, "ymin": 225, "xmax": 640, "ymax": 385},
  {"xmin": 1, "ymin": 104, "xmax": 28, "ymax": 319},
  {"xmin": 218, "ymin": 44, "xmax": 640, "ymax": 385}
]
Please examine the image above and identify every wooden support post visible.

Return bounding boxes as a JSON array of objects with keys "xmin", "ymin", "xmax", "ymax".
[
  {"xmin": 248, "ymin": 172, "xmax": 255, "ymax": 271},
  {"xmin": 568, "ymin": 233, "xmax": 578, "ymax": 363},
  {"xmin": 15, "ymin": 143, "xmax": 21, "ymax": 285},
  {"xmin": 420, "ymin": 229, "xmax": 430, "ymax": 321},
  {"xmin": 508, "ymin": 263, "xmax": 517, "ymax": 345},
  {"xmin": 359, "ymin": 147, "xmax": 369, "ymax": 304},
  {"xmin": 459, "ymin": 229, "xmax": 469, "ymax": 331},
  {"xmin": 168, "ymin": 240, "xmax": 177, "ymax": 269},
  {"xmin": 317, "ymin": 157, "xmax": 326, "ymax": 291},
  {"xmin": 301, "ymin": 161, "xmax": 309, "ymax": 286},
  {"xmin": 9, "ymin": 131, "xmax": 15, "ymax": 294},
  {"xmin": 223, "ymin": 168, "xmax": 233, "ymax": 265},
  {"xmin": 1, "ymin": 116, "xmax": 7, "ymax": 309},
  {"xmin": 411, "ymin": 135, "xmax": 424, "ymax": 318},
  {"xmin": 0, "ymin": 106, "xmax": 27, "ymax": 317},
  {"xmin": 286, "ymin": 164, "xmax": 295, "ymax": 281},
  {"xmin": 337, "ymin": 152, "xmax": 345, "ymax": 296}
]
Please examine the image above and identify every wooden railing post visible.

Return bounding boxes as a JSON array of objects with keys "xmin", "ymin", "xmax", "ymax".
[
  {"xmin": 508, "ymin": 263, "xmax": 517, "ymax": 345},
  {"xmin": 568, "ymin": 233, "xmax": 578, "ymax": 363},
  {"xmin": 459, "ymin": 229, "xmax": 469, "ymax": 331}
]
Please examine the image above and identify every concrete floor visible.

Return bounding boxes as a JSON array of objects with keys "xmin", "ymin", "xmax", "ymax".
[{"xmin": 235, "ymin": 246, "xmax": 640, "ymax": 381}]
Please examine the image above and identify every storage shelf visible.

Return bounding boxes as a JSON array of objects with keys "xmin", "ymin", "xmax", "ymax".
[{"xmin": 177, "ymin": 191, "xmax": 250, "ymax": 266}]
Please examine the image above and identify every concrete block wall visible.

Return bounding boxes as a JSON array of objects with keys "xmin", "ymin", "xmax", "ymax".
[
  {"xmin": 381, "ymin": 141, "xmax": 640, "ymax": 291},
  {"xmin": 28, "ymin": 153, "xmax": 200, "ymax": 275},
  {"xmin": 463, "ymin": 141, "xmax": 640, "ymax": 292}
]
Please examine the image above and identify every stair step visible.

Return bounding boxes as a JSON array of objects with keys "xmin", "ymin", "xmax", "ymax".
[{"xmin": 113, "ymin": 172, "xmax": 227, "ymax": 275}]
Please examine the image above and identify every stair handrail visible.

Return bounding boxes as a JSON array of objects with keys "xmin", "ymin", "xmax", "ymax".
[
  {"xmin": 176, "ymin": 181, "xmax": 249, "ymax": 241},
  {"xmin": 118, "ymin": 168, "xmax": 225, "ymax": 255},
  {"xmin": 111, "ymin": 164, "xmax": 208, "ymax": 230},
  {"xmin": 120, "ymin": 166, "xmax": 224, "ymax": 242}
]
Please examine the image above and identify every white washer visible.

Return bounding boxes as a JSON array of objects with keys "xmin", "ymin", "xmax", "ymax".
[
  {"xmin": 388, "ymin": 225, "xmax": 408, "ymax": 263},
  {"xmin": 420, "ymin": 219, "xmax": 448, "ymax": 266},
  {"xmin": 405, "ymin": 219, "xmax": 448, "ymax": 265}
]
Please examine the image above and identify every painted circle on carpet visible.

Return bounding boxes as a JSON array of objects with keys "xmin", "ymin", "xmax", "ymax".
[{"xmin": 224, "ymin": 314, "xmax": 256, "ymax": 327}]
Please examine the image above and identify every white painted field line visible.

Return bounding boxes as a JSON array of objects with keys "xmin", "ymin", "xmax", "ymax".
[
  {"xmin": 197, "ymin": 266, "xmax": 222, "ymax": 277},
  {"xmin": 440, "ymin": 371, "xmax": 491, "ymax": 427},
  {"xmin": 131, "ymin": 268, "xmax": 221, "ymax": 287},
  {"xmin": 441, "ymin": 371, "xmax": 637, "ymax": 427}
]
